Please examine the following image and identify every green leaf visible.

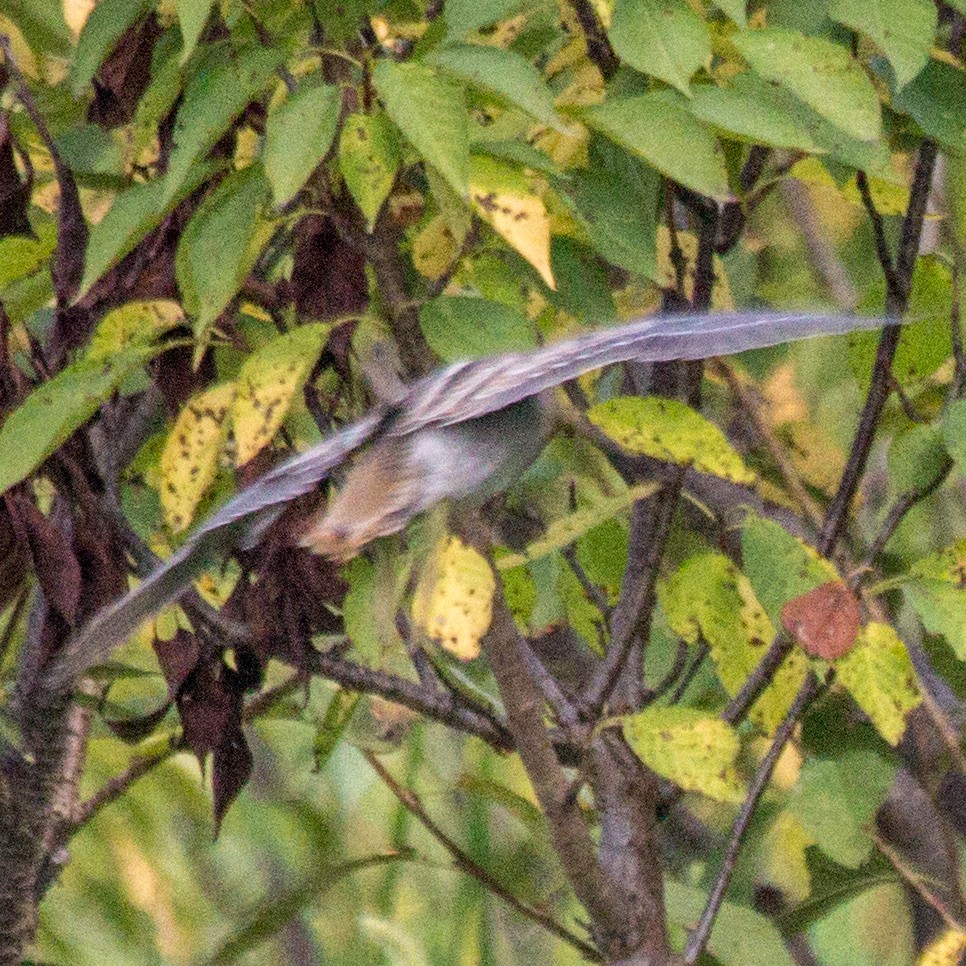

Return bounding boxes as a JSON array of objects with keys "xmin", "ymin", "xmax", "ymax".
[
  {"xmin": 851, "ymin": 256, "xmax": 953, "ymax": 387},
  {"xmin": 731, "ymin": 28, "xmax": 881, "ymax": 141},
  {"xmin": 444, "ymin": 0, "xmax": 528, "ymax": 37},
  {"xmin": 608, "ymin": 0, "xmax": 712, "ymax": 95},
  {"xmin": 176, "ymin": 0, "xmax": 215, "ymax": 64},
  {"xmin": 312, "ymin": 690, "xmax": 360, "ymax": 771},
  {"xmin": 835, "ymin": 623, "xmax": 921, "ymax": 746},
  {"xmin": 229, "ymin": 323, "xmax": 332, "ymax": 465},
  {"xmin": 905, "ymin": 539, "xmax": 966, "ymax": 659},
  {"xmin": 78, "ymin": 163, "xmax": 215, "ymax": 300},
  {"xmin": 263, "ymin": 80, "xmax": 342, "ymax": 206},
  {"xmin": 339, "ymin": 112, "xmax": 401, "ymax": 229},
  {"xmin": 690, "ymin": 74, "xmax": 824, "ymax": 152},
  {"xmin": 741, "ymin": 516, "xmax": 837, "ymax": 627},
  {"xmin": 419, "ymin": 296, "xmax": 536, "ymax": 362},
  {"xmin": 712, "ymin": 0, "xmax": 747, "ymax": 24},
  {"xmin": 0, "ymin": 220, "xmax": 57, "ymax": 290},
  {"xmin": 658, "ymin": 552, "xmax": 809, "ymax": 732},
  {"xmin": 666, "ymin": 882, "xmax": 796, "ymax": 966},
  {"xmin": 893, "ymin": 61, "xmax": 966, "ymax": 152},
  {"xmin": 588, "ymin": 396, "xmax": 754, "ymax": 483},
  {"xmin": 944, "ymin": 399, "xmax": 966, "ymax": 479},
  {"xmin": 623, "ymin": 705, "xmax": 744, "ymax": 802},
  {"xmin": 583, "ymin": 91, "xmax": 730, "ymax": 200},
  {"xmin": 433, "ymin": 44, "xmax": 566, "ymax": 131},
  {"xmin": 789, "ymin": 750, "xmax": 895, "ymax": 868},
  {"xmin": 0, "ymin": 348, "xmax": 158, "ymax": 496},
  {"xmin": 175, "ymin": 166, "xmax": 275, "ymax": 340},
  {"xmin": 165, "ymin": 44, "xmax": 283, "ymax": 195},
  {"xmin": 563, "ymin": 165, "xmax": 659, "ymax": 277},
  {"xmin": 828, "ymin": 0, "xmax": 935, "ymax": 89},
  {"xmin": 372, "ymin": 59, "xmax": 470, "ymax": 197},
  {"xmin": 497, "ymin": 482, "xmax": 658, "ymax": 569},
  {"xmin": 69, "ymin": 0, "xmax": 154, "ymax": 95},
  {"xmin": 2, "ymin": 0, "xmax": 72, "ymax": 58},
  {"xmin": 887, "ymin": 422, "xmax": 949, "ymax": 497}
]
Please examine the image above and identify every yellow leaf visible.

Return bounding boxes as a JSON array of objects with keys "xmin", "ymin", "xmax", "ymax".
[
  {"xmin": 623, "ymin": 705, "xmax": 745, "ymax": 803},
  {"xmin": 655, "ymin": 226, "xmax": 733, "ymax": 309},
  {"xmin": 659, "ymin": 553, "xmax": 809, "ymax": 733},
  {"xmin": 497, "ymin": 482, "xmax": 657, "ymax": 569},
  {"xmin": 229, "ymin": 323, "xmax": 331, "ymax": 465},
  {"xmin": 412, "ymin": 214, "xmax": 464, "ymax": 281},
  {"xmin": 836, "ymin": 622, "xmax": 922, "ymax": 746},
  {"xmin": 757, "ymin": 810, "xmax": 814, "ymax": 904},
  {"xmin": 918, "ymin": 929, "xmax": 966, "ymax": 966},
  {"xmin": 160, "ymin": 383, "xmax": 235, "ymax": 533},
  {"xmin": 86, "ymin": 300, "xmax": 185, "ymax": 363},
  {"xmin": 470, "ymin": 157, "xmax": 555, "ymax": 289},
  {"xmin": 588, "ymin": 396, "xmax": 755, "ymax": 484},
  {"xmin": 412, "ymin": 536, "xmax": 495, "ymax": 660}
]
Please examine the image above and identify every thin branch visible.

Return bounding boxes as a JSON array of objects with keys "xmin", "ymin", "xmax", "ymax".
[
  {"xmin": 363, "ymin": 751, "xmax": 603, "ymax": 962},
  {"xmin": 562, "ymin": 545, "xmax": 611, "ymax": 618},
  {"xmin": 855, "ymin": 170, "xmax": 900, "ymax": 297},
  {"xmin": 568, "ymin": 0, "xmax": 619, "ymax": 80},
  {"xmin": 712, "ymin": 359, "xmax": 825, "ymax": 532},
  {"xmin": 721, "ymin": 634, "xmax": 794, "ymax": 727},
  {"xmin": 670, "ymin": 642, "xmax": 709, "ymax": 705},
  {"xmin": 684, "ymin": 675, "xmax": 824, "ymax": 964}
]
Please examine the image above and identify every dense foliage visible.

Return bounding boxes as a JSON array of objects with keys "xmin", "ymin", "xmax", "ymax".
[{"xmin": 1, "ymin": 0, "xmax": 966, "ymax": 964}]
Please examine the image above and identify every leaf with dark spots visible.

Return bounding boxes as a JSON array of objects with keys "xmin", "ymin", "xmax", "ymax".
[
  {"xmin": 291, "ymin": 215, "xmax": 368, "ymax": 320},
  {"xmin": 782, "ymin": 581, "xmax": 861, "ymax": 660},
  {"xmin": 104, "ymin": 700, "xmax": 172, "ymax": 744},
  {"xmin": 87, "ymin": 13, "xmax": 163, "ymax": 129},
  {"xmin": 0, "ymin": 112, "xmax": 32, "ymax": 238},
  {"xmin": 153, "ymin": 629, "xmax": 202, "ymax": 699},
  {"xmin": 212, "ymin": 721, "xmax": 253, "ymax": 834},
  {"xmin": 15, "ymin": 497, "xmax": 81, "ymax": 624}
]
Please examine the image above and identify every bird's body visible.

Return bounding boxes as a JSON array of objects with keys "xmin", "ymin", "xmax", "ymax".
[{"xmin": 48, "ymin": 309, "xmax": 897, "ymax": 691}]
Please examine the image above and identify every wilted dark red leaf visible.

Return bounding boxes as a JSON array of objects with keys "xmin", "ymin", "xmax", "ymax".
[
  {"xmin": 177, "ymin": 655, "xmax": 245, "ymax": 763},
  {"xmin": 292, "ymin": 215, "xmax": 368, "ymax": 320},
  {"xmin": 0, "ymin": 497, "xmax": 30, "ymax": 612},
  {"xmin": 88, "ymin": 14, "xmax": 163, "ymax": 129},
  {"xmin": 0, "ymin": 112, "xmax": 32, "ymax": 238},
  {"xmin": 154, "ymin": 629, "xmax": 202, "ymax": 700},
  {"xmin": 212, "ymin": 722, "xmax": 253, "ymax": 834},
  {"xmin": 72, "ymin": 520, "xmax": 128, "ymax": 621},
  {"xmin": 15, "ymin": 497, "xmax": 81, "ymax": 625},
  {"xmin": 782, "ymin": 581, "xmax": 861, "ymax": 660}
]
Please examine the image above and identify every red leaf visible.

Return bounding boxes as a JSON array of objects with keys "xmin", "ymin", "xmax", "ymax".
[
  {"xmin": 176, "ymin": 655, "xmax": 239, "ymax": 762},
  {"xmin": 153, "ymin": 629, "xmax": 202, "ymax": 700},
  {"xmin": 292, "ymin": 215, "xmax": 368, "ymax": 320},
  {"xmin": 16, "ymin": 497, "xmax": 81, "ymax": 624},
  {"xmin": 782, "ymin": 581, "xmax": 861, "ymax": 660}
]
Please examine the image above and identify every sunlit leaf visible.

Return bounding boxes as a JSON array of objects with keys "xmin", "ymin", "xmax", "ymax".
[
  {"xmin": 835, "ymin": 622, "xmax": 921, "ymax": 746},
  {"xmin": 176, "ymin": 0, "xmax": 215, "ymax": 65},
  {"xmin": 412, "ymin": 536, "xmax": 495, "ymax": 660},
  {"xmin": 659, "ymin": 552, "xmax": 809, "ymax": 732},
  {"xmin": 588, "ymin": 396, "xmax": 753, "ymax": 483},
  {"xmin": 624, "ymin": 705, "xmax": 744, "ymax": 802},
  {"xmin": 229, "ymin": 323, "xmax": 331, "ymax": 466},
  {"xmin": 419, "ymin": 295, "xmax": 536, "ymax": 361},
  {"xmin": 86, "ymin": 299, "xmax": 185, "ymax": 364},
  {"xmin": 469, "ymin": 155, "xmax": 555, "ymax": 288},
  {"xmin": 905, "ymin": 539, "xmax": 966, "ymax": 659},
  {"xmin": 339, "ymin": 112, "xmax": 401, "ymax": 229},
  {"xmin": 69, "ymin": 0, "xmax": 153, "ymax": 95},
  {"xmin": 918, "ymin": 929, "xmax": 966, "ymax": 966},
  {"xmin": 160, "ymin": 383, "xmax": 236, "ymax": 532}
]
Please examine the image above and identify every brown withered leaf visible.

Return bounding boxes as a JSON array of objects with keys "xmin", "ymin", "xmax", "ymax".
[
  {"xmin": 177, "ymin": 654, "xmax": 243, "ymax": 763},
  {"xmin": 88, "ymin": 14, "xmax": 163, "ymax": 129},
  {"xmin": 0, "ymin": 496, "xmax": 30, "ymax": 612},
  {"xmin": 15, "ymin": 497, "xmax": 81, "ymax": 625},
  {"xmin": 153, "ymin": 629, "xmax": 202, "ymax": 700},
  {"xmin": 72, "ymin": 520, "xmax": 128, "ymax": 622},
  {"xmin": 292, "ymin": 215, "xmax": 368, "ymax": 320},
  {"xmin": 0, "ymin": 112, "xmax": 31, "ymax": 238},
  {"xmin": 782, "ymin": 581, "xmax": 861, "ymax": 660}
]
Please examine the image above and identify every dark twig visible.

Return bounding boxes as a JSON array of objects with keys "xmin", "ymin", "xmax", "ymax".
[
  {"xmin": 569, "ymin": 0, "xmax": 619, "ymax": 80},
  {"xmin": 562, "ymin": 545, "xmax": 611, "ymax": 618},
  {"xmin": 364, "ymin": 751, "xmax": 603, "ymax": 962},
  {"xmin": 641, "ymin": 639, "xmax": 689, "ymax": 706},
  {"xmin": 855, "ymin": 170, "xmax": 900, "ymax": 297},
  {"xmin": 670, "ymin": 641, "xmax": 709, "ymax": 705},
  {"xmin": 721, "ymin": 634, "xmax": 794, "ymax": 727},
  {"xmin": 685, "ymin": 675, "xmax": 824, "ymax": 964}
]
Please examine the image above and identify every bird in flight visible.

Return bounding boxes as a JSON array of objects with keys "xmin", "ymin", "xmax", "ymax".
[{"xmin": 49, "ymin": 309, "xmax": 892, "ymax": 690}]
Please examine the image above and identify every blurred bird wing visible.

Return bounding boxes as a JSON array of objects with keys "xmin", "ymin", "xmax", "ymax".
[
  {"xmin": 390, "ymin": 311, "xmax": 894, "ymax": 433},
  {"xmin": 49, "ymin": 411, "xmax": 385, "ymax": 691}
]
